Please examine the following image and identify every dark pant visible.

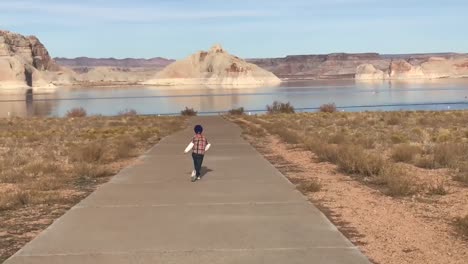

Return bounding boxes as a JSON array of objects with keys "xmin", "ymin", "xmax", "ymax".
[{"xmin": 192, "ymin": 153, "xmax": 204, "ymax": 177}]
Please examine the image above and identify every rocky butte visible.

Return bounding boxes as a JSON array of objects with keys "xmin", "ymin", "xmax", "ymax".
[
  {"xmin": 144, "ymin": 44, "xmax": 281, "ymax": 86},
  {"xmin": 0, "ymin": 30, "xmax": 75, "ymax": 90}
]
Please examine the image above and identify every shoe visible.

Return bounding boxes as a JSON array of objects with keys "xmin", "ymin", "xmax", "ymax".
[
  {"xmin": 191, "ymin": 171, "xmax": 197, "ymax": 182},
  {"xmin": 197, "ymin": 177, "xmax": 201, "ymax": 180}
]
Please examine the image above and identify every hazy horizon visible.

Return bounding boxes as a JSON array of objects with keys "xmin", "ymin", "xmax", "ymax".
[{"xmin": 1, "ymin": 0, "xmax": 467, "ymax": 59}]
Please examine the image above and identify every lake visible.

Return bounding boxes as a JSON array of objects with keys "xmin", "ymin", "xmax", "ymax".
[{"xmin": 1, "ymin": 79, "xmax": 468, "ymax": 117}]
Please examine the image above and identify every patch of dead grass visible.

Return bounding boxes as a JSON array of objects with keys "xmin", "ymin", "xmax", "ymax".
[{"xmin": 0, "ymin": 115, "xmax": 185, "ymax": 261}]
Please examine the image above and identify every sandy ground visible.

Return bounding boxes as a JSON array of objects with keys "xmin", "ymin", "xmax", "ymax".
[{"xmin": 244, "ymin": 133, "xmax": 468, "ymax": 264}]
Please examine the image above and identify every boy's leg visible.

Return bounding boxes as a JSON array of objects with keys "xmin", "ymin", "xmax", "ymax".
[
  {"xmin": 191, "ymin": 153, "xmax": 197, "ymax": 180},
  {"xmin": 198, "ymin": 155, "xmax": 205, "ymax": 177},
  {"xmin": 195, "ymin": 154, "xmax": 202, "ymax": 177}
]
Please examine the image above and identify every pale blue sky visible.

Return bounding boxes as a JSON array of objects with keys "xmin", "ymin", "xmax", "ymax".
[{"xmin": 0, "ymin": 0, "xmax": 467, "ymax": 59}]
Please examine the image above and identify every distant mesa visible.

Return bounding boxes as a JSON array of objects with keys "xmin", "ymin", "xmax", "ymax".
[
  {"xmin": 356, "ymin": 57, "xmax": 468, "ymax": 80},
  {"xmin": 55, "ymin": 57, "xmax": 174, "ymax": 72},
  {"xmin": 3, "ymin": 29, "xmax": 468, "ymax": 90},
  {"xmin": 144, "ymin": 44, "xmax": 282, "ymax": 86},
  {"xmin": 250, "ymin": 52, "xmax": 468, "ymax": 80}
]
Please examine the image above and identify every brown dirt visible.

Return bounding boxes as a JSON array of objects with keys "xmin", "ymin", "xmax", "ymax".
[{"xmin": 243, "ymin": 132, "xmax": 468, "ymax": 264}]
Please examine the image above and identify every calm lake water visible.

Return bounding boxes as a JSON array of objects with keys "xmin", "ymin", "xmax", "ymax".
[{"xmin": 1, "ymin": 79, "xmax": 468, "ymax": 117}]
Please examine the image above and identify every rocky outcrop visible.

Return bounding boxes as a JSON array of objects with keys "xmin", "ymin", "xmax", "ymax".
[
  {"xmin": 355, "ymin": 64, "xmax": 386, "ymax": 80},
  {"xmin": 0, "ymin": 30, "xmax": 74, "ymax": 90},
  {"xmin": 389, "ymin": 60, "xmax": 425, "ymax": 79},
  {"xmin": 356, "ymin": 56, "xmax": 468, "ymax": 80},
  {"xmin": 250, "ymin": 52, "xmax": 468, "ymax": 80},
  {"xmin": 144, "ymin": 44, "xmax": 281, "ymax": 86},
  {"xmin": 249, "ymin": 53, "xmax": 390, "ymax": 79}
]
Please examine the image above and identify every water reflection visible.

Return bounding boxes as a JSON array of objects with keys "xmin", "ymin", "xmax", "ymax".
[
  {"xmin": 0, "ymin": 79, "xmax": 467, "ymax": 117},
  {"xmin": 0, "ymin": 89, "xmax": 55, "ymax": 117}
]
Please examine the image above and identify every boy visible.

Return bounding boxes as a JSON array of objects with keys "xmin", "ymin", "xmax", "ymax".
[{"xmin": 184, "ymin": 125, "xmax": 211, "ymax": 182}]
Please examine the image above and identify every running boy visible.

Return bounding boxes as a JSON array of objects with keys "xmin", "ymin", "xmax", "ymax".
[{"xmin": 184, "ymin": 125, "xmax": 211, "ymax": 182}]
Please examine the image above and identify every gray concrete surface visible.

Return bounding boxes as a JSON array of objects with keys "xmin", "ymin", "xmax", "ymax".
[{"xmin": 5, "ymin": 116, "xmax": 370, "ymax": 264}]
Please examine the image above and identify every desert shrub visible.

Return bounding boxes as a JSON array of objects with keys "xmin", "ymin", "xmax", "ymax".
[
  {"xmin": 354, "ymin": 136, "xmax": 376, "ymax": 149},
  {"xmin": 386, "ymin": 114, "xmax": 401, "ymax": 125},
  {"xmin": 274, "ymin": 129, "xmax": 302, "ymax": 144},
  {"xmin": 118, "ymin": 109, "xmax": 138, "ymax": 116},
  {"xmin": 181, "ymin": 107, "xmax": 197, "ymax": 116},
  {"xmin": 228, "ymin": 107, "xmax": 245, "ymax": 115},
  {"xmin": 0, "ymin": 191, "xmax": 30, "ymax": 211},
  {"xmin": 73, "ymin": 163, "xmax": 113, "ymax": 179},
  {"xmin": 26, "ymin": 191, "xmax": 72, "ymax": 206},
  {"xmin": 455, "ymin": 215, "xmax": 468, "ymax": 238},
  {"xmin": 297, "ymin": 179, "xmax": 322, "ymax": 193},
  {"xmin": 427, "ymin": 181, "xmax": 448, "ymax": 195},
  {"xmin": 454, "ymin": 173, "xmax": 468, "ymax": 185},
  {"xmin": 390, "ymin": 133, "xmax": 407, "ymax": 144},
  {"xmin": 336, "ymin": 145, "xmax": 386, "ymax": 177},
  {"xmin": 415, "ymin": 155, "xmax": 436, "ymax": 169},
  {"xmin": 237, "ymin": 120, "xmax": 267, "ymax": 138},
  {"xmin": 328, "ymin": 133, "xmax": 347, "ymax": 145},
  {"xmin": 114, "ymin": 136, "xmax": 137, "ymax": 159},
  {"xmin": 391, "ymin": 144, "xmax": 422, "ymax": 163},
  {"xmin": 453, "ymin": 163, "xmax": 468, "ymax": 185},
  {"xmin": 23, "ymin": 161, "xmax": 59, "ymax": 177},
  {"xmin": 135, "ymin": 129, "xmax": 155, "ymax": 141},
  {"xmin": 319, "ymin": 103, "xmax": 337, "ymax": 113},
  {"xmin": 66, "ymin": 107, "xmax": 87, "ymax": 118},
  {"xmin": 306, "ymin": 141, "xmax": 339, "ymax": 163},
  {"xmin": 433, "ymin": 143, "xmax": 467, "ymax": 168},
  {"xmin": 0, "ymin": 169, "xmax": 25, "ymax": 184},
  {"xmin": 28, "ymin": 176, "xmax": 67, "ymax": 191},
  {"xmin": 266, "ymin": 101, "xmax": 295, "ymax": 114},
  {"xmin": 377, "ymin": 165, "xmax": 418, "ymax": 196},
  {"xmin": 245, "ymin": 126, "xmax": 266, "ymax": 137},
  {"xmin": 70, "ymin": 142, "xmax": 105, "ymax": 163}
]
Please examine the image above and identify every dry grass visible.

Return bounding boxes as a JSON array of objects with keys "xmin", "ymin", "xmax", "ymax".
[
  {"xmin": 0, "ymin": 115, "xmax": 185, "ymax": 261},
  {"xmin": 230, "ymin": 110, "xmax": 468, "ymax": 198},
  {"xmin": 375, "ymin": 165, "xmax": 420, "ymax": 197},
  {"xmin": 336, "ymin": 145, "xmax": 386, "ymax": 177},
  {"xmin": 391, "ymin": 144, "xmax": 422, "ymax": 163}
]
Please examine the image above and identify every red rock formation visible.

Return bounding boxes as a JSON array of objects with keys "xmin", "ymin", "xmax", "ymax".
[{"xmin": 0, "ymin": 30, "xmax": 60, "ymax": 72}]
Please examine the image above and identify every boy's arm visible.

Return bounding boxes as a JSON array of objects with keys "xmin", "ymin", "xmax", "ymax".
[
  {"xmin": 184, "ymin": 142, "xmax": 194, "ymax": 153},
  {"xmin": 204, "ymin": 138, "xmax": 211, "ymax": 151}
]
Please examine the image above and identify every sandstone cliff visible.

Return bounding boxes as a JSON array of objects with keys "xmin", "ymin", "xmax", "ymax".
[
  {"xmin": 356, "ymin": 56, "xmax": 468, "ymax": 80},
  {"xmin": 355, "ymin": 64, "xmax": 386, "ymax": 80},
  {"xmin": 0, "ymin": 30, "xmax": 75, "ymax": 90},
  {"xmin": 250, "ymin": 53, "xmax": 468, "ymax": 80},
  {"xmin": 144, "ymin": 44, "xmax": 281, "ymax": 86},
  {"xmin": 249, "ymin": 53, "xmax": 390, "ymax": 79}
]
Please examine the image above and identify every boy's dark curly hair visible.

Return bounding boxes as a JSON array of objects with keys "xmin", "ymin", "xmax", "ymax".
[{"xmin": 194, "ymin": 125, "xmax": 203, "ymax": 134}]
